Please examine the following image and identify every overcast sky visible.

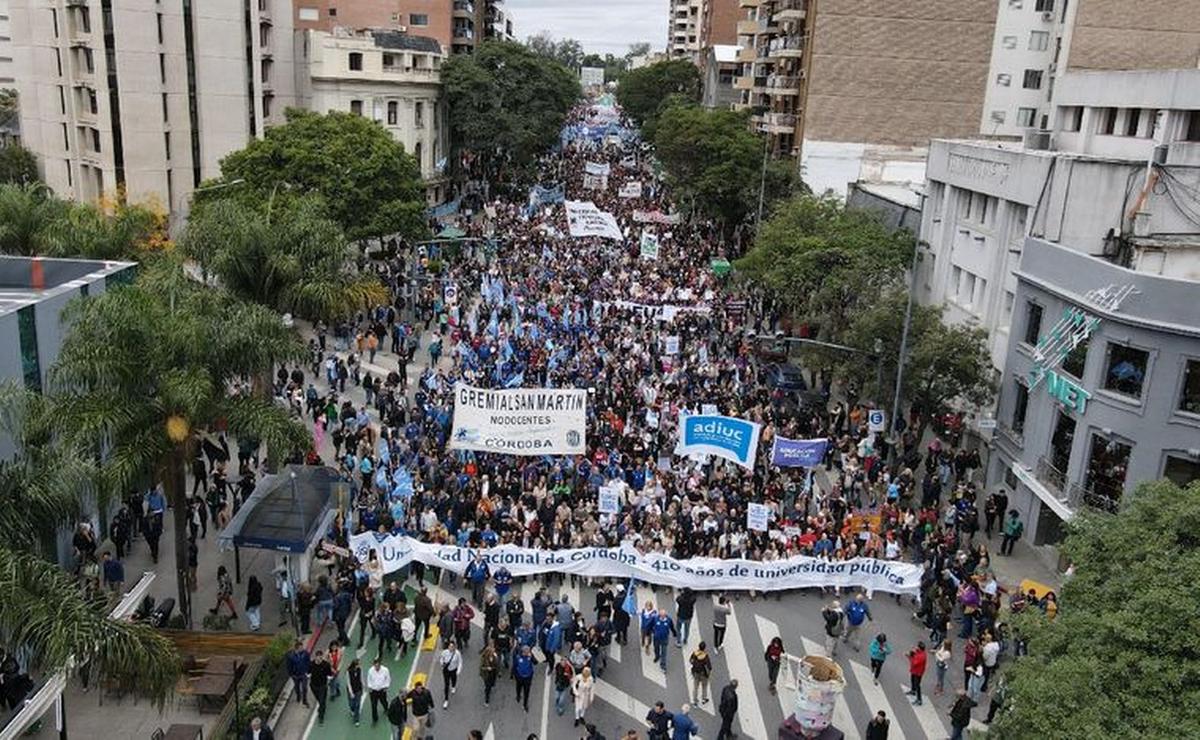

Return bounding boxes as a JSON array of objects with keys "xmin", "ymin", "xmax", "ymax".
[{"xmin": 507, "ymin": 0, "xmax": 668, "ymax": 56}]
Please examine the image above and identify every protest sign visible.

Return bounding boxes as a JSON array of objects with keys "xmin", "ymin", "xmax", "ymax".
[
  {"xmin": 619, "ymin": 181, "xmax": 643, "ymax": 199},
  {"xmin": 747, "ymin": 502, "xmax": 770, "ymax": 532},
  {"xmin": 583, "ymin": 174, "xmax": 608, "ymax": 191},
  {"xmin": 633, "ymin": 209, "xmax": 682, "ymax": 225},
  {"xmin": 868, "ymin": 409, "xmax": 886, "ymax": 433},
  {"xmin": 701, "ymin": 403, "xmax": 718, "ymax": 416},
  {"xmin": 675, "ymin": 414, "xmax": 763, "ymax": 469},
  {"xmin": 771, "ymin": 436, "xmax": 829, "ymax": 467},
  {"xmin": 639, "ymin": 230, "xmax": 660, "ymax": 259},
  {"xmin": 664, "ymin": 335, "xmax": 680, "ymax": 355},
  {"xmin": 565, "ymin": 200, "xmax": 624, "ymax": 240},
  {"xmin": 598, "ymin": 485, "xmax": 621, "ymax": 514},
  {"xmin": 450, "ymin": 383, "xmax": 587, "ymax": 456},
  {"xmin": 585, "ymin": 161, "xmax": 611, "ymax": 177},
  {"xmin": 348, "ymin": 533, "xmax": 925, "ymax": 595}
]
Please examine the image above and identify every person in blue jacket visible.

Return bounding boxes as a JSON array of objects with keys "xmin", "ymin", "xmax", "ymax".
[
  {"xmin": 843, "ymin": 592, "xmax": 873, "ymax": 652},
  {"xmin": 543, "ymin": 616, "xmax": 565, "ymax": 672},
  {"xmin": 869, "ymin": 633, "xmax": 893, "ymax": 685},
  {"xmin": 652, "ymin": 609, "xmax": 677, "ymax": 671},
  {"xmin": 671, "ymin": 703, "xmax": 699, "ymax": 739},
  {"xmin": 511, "ymin": 645, "xmax": 538, "ymax": 712},
  {"xmin": 493, "ymin": 566, "xmax": 513, "ymax": 606},
  {"xmin": 465, "ymin": 554, "xmax": 491, "ymax": 607}
]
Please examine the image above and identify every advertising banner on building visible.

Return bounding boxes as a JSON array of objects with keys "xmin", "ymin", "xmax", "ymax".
[
  {"xmin": 349, "ymin": 533, "xmax": 925, "ymax": 595},
  {"xmin": 450, "ymin": 383, "xmax": 588, "ymax": 456},
  {"xmin": 565, "ymin": 200, "xmax": 624, "ymax": 240},
  {"xmin": 771, "ymin": 437, "xmax": 829, "ymax": 468},
  {"xmin": 675, "ymin": 414, "xmax": 763, "ymax": 469}
]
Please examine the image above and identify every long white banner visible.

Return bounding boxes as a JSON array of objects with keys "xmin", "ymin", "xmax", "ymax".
[
  {"xmin": 349, "ymin": 534, "xmax": 924, "ymax": 595},
  {"xmin": 449, "ymin": 383, "xmax": 587, "ymax": 455},
  {"xmin": 565, "ymin": 200, "xmax": 624, "ymax": 240}
]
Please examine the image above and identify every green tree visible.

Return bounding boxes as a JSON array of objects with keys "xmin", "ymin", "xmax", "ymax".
[
  {"xmin": 212, "ymin": 109, "xmax": 427, "ymax": 243},
  {"xmin": 0, "ymin": 183, "xmax": 66, "ymax": 255},
  {"xmin": 992, "ymin": 479, "xmax": 1200, "ymax": 738},
  {"xmin": 443, "ymin": 41, "xmax": 579, "ymax": 179},
  {"xmin": 736, "ymin": 194, "xmax": 912, "ymax": 339},
  {"xmin": 0, "ymin": 385, "xmax": 180, "ymax": 702},
  {"xmin": 50, "ymin": 256, "xmax": 310, "ymax": 630},
  {"xmin": 182, "ymin": 196, "xmax": 388, "ymax": 321},
  {"xmin": 616, "ymin": 60, "xmax": 700, "ymax": 138},
  {"xmin": 44, "ymin": 199, "xmax": 168, "ymax": 261},
  {"xmin": 0, "ymin": 143, "xmax": 38, "ymax": 185},
  {"xmin": 653, "ymin": 104, "xmax": 789, "ymax": 232},
  {"xmin": 841, "ymin": 292, "xmax": 994, "ymax": 435},
  {"xmin": 526, "ymin": 32, "xmax": 585, "ymax": 70}
]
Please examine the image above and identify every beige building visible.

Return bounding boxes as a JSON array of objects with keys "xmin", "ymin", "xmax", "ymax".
[
  {"xmin": 0, "ymin": 0, "xmax": 14, "ymax": 87},
  {"xmin": 667, "ymin": 0, "xmax": 703, "ymax": 62},
  {"xmin": 296, "ymin": 28, "xmax": 449, "ymax": 202},
  {"xmin": 732, "ymin": 0, "xmax": 814, "ymax": 155},
  {"xmin": 294, "ymin": 0, "xmax": 513, "ymax": 56},
  {"xmin": 11, "ymin": 0, "xmax": 299, "ymax": 222}
]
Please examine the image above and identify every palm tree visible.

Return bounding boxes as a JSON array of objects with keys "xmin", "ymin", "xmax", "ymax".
[
  {"xmin": 0, "ymin": 384, "xmax": 180, "ymax": 701},
  {"xmin": 182, "ymin": 195, "xmax": 388, "ymax": 321},
  {"xmin": 44, "ymin": 199, "xmax": 166, "ymax": 261},
  {"xmin": 49, "ymin": 255, "xmax": 311, "ymax": 629},
  {"xmin": 0, "ymin": 183, "xmax": 67, "ymax": 256}
]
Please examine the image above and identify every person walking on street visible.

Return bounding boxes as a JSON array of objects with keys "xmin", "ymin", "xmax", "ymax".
[
  {"xmin": 327, "ymin": 642, "xmax": 342, "ymax": 700},
  {"xmin": 465, "ymin": 554, "xmax": 491, "ymax": 607},
  {"xmin": 366, "ymin": 656, "xmax": 391, "ymax": 725},
  {"xmin": 309, "ymin": 650, "xmax": 332, "ymax": 723},
  {"xmin": 386, "ymin": 692, "xmax": 407, "ymax": 740},
  {"xmin": 949, "ymin": 689, "xmax": 977, "ymax": 740},
  {"xmin": 934, "ymin": 639, "xmax": 952, "ymax": 694},
  {"xmin": 822, "ymin": 600, "xmax": 844, "ymax": 658},
  {"xmin": 764, "ymin": 636, "xmax": 784, "ymax": 694},
  {"xmin": 414, "ymin": 587, "xmax": 434, "ymax": 642},
  {"xmin": 405, "ymin": 681, "xmax": 434, "ymax": 737},
  {"xmin": 675, "ymin": 587, "xmax": 697, "ymax": 647},
  {"xmin": 985, "ymin": 675, "xmax": 1008, "ymax": 724},
  {"xmin": 711, "ymin": 595, "xmax": 731, "ymax": 653},
  {"xmin": 716, "ymin": 679, "xmax": 739, "ymax": 740},
  {"xmin": 553, "ymin": 655, "xmax": 575, "ymax": 716},
  {"xmin": 689, "ymin": 641, "xmax": 713, "ymax": 705},
  {"xmin": 245, "ymin": 575, "xmax": 263, "ymax": 631},
  {"xmin": 842, "ymin": 592, "xmax": 872, "ymax": 652},
  {"xmin": 571, "ymin": 665, "xmax": 595, "ymax": 727},
  {"xmin": 346, "ymin": 658, "xmax": 363, "ymax": 726},
  {"xmin": 285, "ymin": 641, "xmax": 310, "ymax": 707},
  {"xmin": 439, "ymin": 640, "xmax": 462, "ymax": 709},
  {"xmin": 865, "ymin": 710, "xmax": 890, "ymax": 740},
  {"xmin": 906, "ymin": 641, "xmax": 927, "ymax": 705},
  {"xmin": 452, "ymin": 598, "xmax": 476, "ymax": 650},
  {"xmin": 646, "ymin": 701, "xmax": 672, "ymax": 740},
  {"xmin": 652, "ymin": 609, "xmax": 677, "ymax": 672},
  {"xmin": 1000, "ymin": 510, "xmax": 1023, "ymax": 555},
  {"xmin": 480, "ymin": 642, "xmax": 500, "ymax": 706},
  {"xmin": 671, "ymin": 703, "xmax": 699, "ymax": 739},
  {"xmin": 869, "ymin": 633, "xmax": 892, "ymax": 685},
  {"xmin": 512, "ymin": 645, "xmax": 537, "ymax": 712}
]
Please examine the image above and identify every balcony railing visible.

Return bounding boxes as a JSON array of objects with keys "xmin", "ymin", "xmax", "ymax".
[
  {"xmin": 453, "ymin": 1, "xmax": 474, "ymax": 14},
  {"xmin": 772, "ymin": 0, "xmax": 807, "ymax": 17},
  {"xmin": 1035, "ymin": 456, "xmax": 1069, "ymax": 499},
  {"xmin": 768, "ymin": 35, "xmax": 805, "ymax": 54},
  {"xmin": 766, "ymin": 75, "xmax": 799, "ymax": 89}
]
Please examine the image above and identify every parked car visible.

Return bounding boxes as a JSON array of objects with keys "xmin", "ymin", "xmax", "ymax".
[
  {"xmin": 753, "ymin": 337, "xmax": 790, "ymax": 363},
  {"xmin": 763, "ymin": 363, "xmax": 808, "ymax": 392}
]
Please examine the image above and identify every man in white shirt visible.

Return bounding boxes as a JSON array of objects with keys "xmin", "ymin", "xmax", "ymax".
[
  {"xmin": 366, "ymin": 656, "xmax": 391, "ymax": 725},
  {"xmin": 981, "ymin": 635, "xmax": 1001, "ymax": 691},
  {"xmin": 439, "ymin": 640, "xmax": 463, "ymax": 709}
]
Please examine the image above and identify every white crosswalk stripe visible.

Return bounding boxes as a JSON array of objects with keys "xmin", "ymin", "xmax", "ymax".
[
  {"xmin": 722, "ymin": 604, "xmax": 770, "ymax": 740},
  {"xmin": 679, "ymin": 592, "xmax": 715, "ymax": 716},
  {"xmin": 847, "ymin": 659, "xmax": 900, "ymax": 736},
  {"xmin": 753, "ymin": 615, "xmax": 794, "ymax": 720},
  {"xmin": 594, "ymin": 676, "xmax": 653, "ymax": 727},
  {"xmin": 900, "ymin": 681, "xmax": 952, "ymax": 738},
  {"xmin": 799, "ymin": 636, "xmax": 863, "ymax": 740},
  {"xmin": 637, "ymin": 588, "xmax": 667, "ymax": 688}
]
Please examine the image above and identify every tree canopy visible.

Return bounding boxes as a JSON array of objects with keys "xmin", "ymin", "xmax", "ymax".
[
  {"xmin": 653, "ymin": 104, "xmax": 792, "ymax": 233},
  {"xmin": 616, "ymin": 60, "xmax": 700, "ymax": 140},
  {"xmin": 443, "ymin": 41, "xmax": 579, "ymax": 178},
  {"xmin": 212, "ymin": 109, "xmax": 427, "ymax": 243},
  {"xmin": 0, "ymin": 143, "xmax": 38, "ymax": 185},
  {"xmin": 0, "ymin": 183, "xmax": 168, "ymax": 260},
  {"xmin": 526, "ymin": 32, "xmax": 585, "ymax": 71},
  {"xmin": 992, "ymin": 478, "xmax": 1200, "ymax": 738}
]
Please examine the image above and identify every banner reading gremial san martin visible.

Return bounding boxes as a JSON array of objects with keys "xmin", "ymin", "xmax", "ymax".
[
  {"xmin": 675, "ymin": 414, "xmax": 762, "ymax": 469},
  {"xmin": 450, "ymin": 383, "xmax": 587, "ymax": 456},
  {"xmin": 349, "ymin": 533, "xmax": 925, "ymax": 595}
]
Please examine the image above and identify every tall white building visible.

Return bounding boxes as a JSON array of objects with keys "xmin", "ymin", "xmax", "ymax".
[
  {"xmin": 296, "ymin": 28, "xmax": 449, "ymax": 203},
  {"xmin": 0, "ymin": 0, "xmax": 14, "ymax": 87},
  {"xmin": 667, "ymin": 0, "xmax": 702, "ymax": 63},
  {"xmin": 10, "ymin": 0, "xmax": 299, "ymax": 223}
]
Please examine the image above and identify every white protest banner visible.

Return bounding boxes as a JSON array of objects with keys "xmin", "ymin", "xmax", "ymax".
[
  {"xmin": 585, "ymin": 161, "xmax": 611, "ymax": 177},
  {"xmin": 701, "ymin": 403, "xmax": 718, "ymax": 416},
  {"xmin": 596, "ymin": 299, "xmax": 712, "ymax": 321},
  {"xmin": 639, "ymin": 230, "xmax": 660, "ymax": 260},
  {"xmin": 784, "ymin": 526, "xmax": 801, "ymax": 539},
  {"xmin": 619, "ymin": 180, "xmax": 643, "ymax": 199},
  {"xmin": 661, "ymin": 305, "xmax": 679, "ymax": 323},
  {"xmin": 349, "ymin": 533, "xmax": 925, "ymax": 595},
  {"xmin": 450, "ymin": 383, "xmax": 587, "ymax": 456},
  {"xmin": 747, "ymin": 502, "xmax": 770, "ymax": 532},
  {"xmin": 582, "ymin": 174, "xmax": 608, "ymax": 191},
  {"xmin": 598, "ymin": 485, "xmax": 621, "ymax": 514},
  {"xmin": 633, "ymin": 209, "xmax": 682, "ymax": 225},
  {"xmin": 565, "ymin": 200, "xmax": 624, "ymax": 240},
  {"xmin": 664, "ymin": 335, "xmax": 680, "ymax": 355}
]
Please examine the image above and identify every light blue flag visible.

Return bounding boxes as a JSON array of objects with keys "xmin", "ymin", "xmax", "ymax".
[{"xmin": 623, "ymin": 578, "xmax": 638, "ymax": 616}]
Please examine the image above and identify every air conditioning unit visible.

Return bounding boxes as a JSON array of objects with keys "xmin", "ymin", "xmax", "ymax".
[
  {"xmin": 1042, "ymin": 11, "xmax": 1055, "ymax": 21},
  {"xmin": 1023, "ymin": 128, "xmax": 1052, "ymax": 150}
]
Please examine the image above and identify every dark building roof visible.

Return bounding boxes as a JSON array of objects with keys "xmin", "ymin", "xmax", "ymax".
[
  {"xmin": 226, "ymin": 465, "xmax": 340, "ymax": 553},
  {"xmin": 371, "ymin": 30, "xmax": 443, "ymax": 55}
]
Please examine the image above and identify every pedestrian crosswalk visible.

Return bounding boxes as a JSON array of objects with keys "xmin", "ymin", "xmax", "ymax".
[
  {"xmin": 720, "ymin": 603, "xmax": 770, "ymax": 740},
  {"xmin": 798, "ymin": 635, "xmax": 862, "ymax": 740}
]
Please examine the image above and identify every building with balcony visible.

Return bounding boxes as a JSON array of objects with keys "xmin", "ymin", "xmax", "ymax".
[
  {"xmin": 731, "ymin": 0, "xmax": 812, "ymax": 157},
  {"xmin": 11, "ymin": 0, "xmax": 299, "ymax": 223},
  {"xmin": 296, "ymin": 28, "xmax": 449, "ymax": 203},
  {"xmin": 292, "ymin": 1, "xmax": 511, "ymax": 56},
  {"xmin": 701, "ymin": 43, "xmax": 739, "ymax": 110},
  {"xmin": 667, "ymin": 0, "xmax": 702, "ymax": 63},
  {"xmin": 0, "ymin": 0, "xmax": 14, "ymax": 86},
  {"xmin": 992, "ymin": 239, "xmax": 1200, "ymax": 544}
]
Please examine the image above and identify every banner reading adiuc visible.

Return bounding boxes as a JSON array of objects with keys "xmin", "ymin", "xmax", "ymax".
[
  {"xmin": 349, "ymin": 534, "xmax": 925, "ymax": 595},
  {"xmin": 675, "ymin": 414, "xmax": 762, "ymax": 469},
  {"xmin": 450, "ymin": 383, "xmax": 587, "ymax": 456}
]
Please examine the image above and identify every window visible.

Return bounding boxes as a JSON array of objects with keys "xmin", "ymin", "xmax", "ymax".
[
  {"xmin": 1048, "ymin": 411, "xmax": 1076, "ymax": 483},
  {"xmin": 164, "ymin": 131, "xmax": 170, "ymax": 160},
  {"xmin": 349, "ymin": 52, "xmax": 363, "ymax": 71},
  {"xmin": 1185, "ymin": 111, "xmax": 1200, "ymax": 142},
  {"xmin": 55, "ymin": 48, "xmax": 62, "ymax": 77},
  {"xmin": 51, "ymin": 8, "xmax": 59, "ymax": 38},
  {"xmin": 1004, "ymin": 290, "xmax": 1015, "ymax": 319},
  {"xmin": 1098, "ymin": 107, "xmax": 1118, "ymax": 135},
  {"xmin": 990, "ymin": 110, "xmax": 1006, "ymax": 124},
  {"xmin": 1011, "ymin": 379, "xmax": 1029, "ymax": 434},
  {"xmin": 1125, "ymin": 108, "xmax": 1141, "ymax": 136},
  {"xmin": 1022, "ymin": 69, "xmax": 1043, "ymax": 89},
  {"xmin": 328, "ymin": 7, "xmax": 337, "ymax": 17},
  {"xmin": 1142, "ymin": 109, "xmax": 1158, "ymax": 138},
  {"xmin": 414, "ymin": 141, "xmax": 422, "ymax": 168},
  {"xmin": 995, "ymin": 73, "xmax": 1011, "ymax": 87},
  {"xmin": 387, "ymin": 100, "xmax": 398, "ymax": 125},
  {"xmin": 410, "ymin": 13, "xmax": 429, "ymax": 26},
  {"xmin": 350, "ymin": 99, "xmax": 363, "ymax": 116},
  {"xmin": 65, "ymin": 160, "xmax": 72, "ymax": 187},
  {"xmin": 1163, "ymin": 455, "xmax": 1200, "ymax": 489},
  {"xmin": 262, "ymin": 95, "xmax": 271, "ymax": 118},
  {"xmin": 1062, "ymin": 335, "xmax": 1088, "ymax": 379},
  {"xmin": 1084, "ymin": 434, "xmax": 1131, "ymax": 512},
  {"xmin": 61, "ymin": 123, "xmax": 69, "ymax": 151},
  {"xmin": 1060, "ymin": 106, "xmax": 1083, "ymax": 132},
  {"xmin": 160, "ymin": 53, "xmax": 166, "ymax": 83},
  {"xmin": 1035, "ymin": 0, "xmax": 1054, "ymax": 10},
  {"xmin": 1029, "ymin": 30, "xmax": 1049, "ymax": 50},
  {"xmin": 17, "ymin": 306, "xmax": 41, "ymax": 393},
  {"xmin": 1024, "ymin": 302, "xmax": 1043, "ymax": 346},
  {"xmin": 161, "ymin": 92, "xmax": 169, "ymax": 121},
  {"xmin": 1010, "ymin": 204, "xmax": 1029, "ymax": 247},
  {"xmin": 1002, "ymin": 35, "xmax": 1018, "ymax": 50},
  {"xmin": 156, "ymin": 12, "xmax": 163, "ymax": 43},
  {"xmin": 415, "ymin": 101, "xmax": 424, "ymax": 128},
  {"xmin": 90, "ymin": 127, "xmax": 101, "ymax": 152},
  {"xmin": 1180, "ymin": 360, "xmax": 1200, "ymax": 414},
  {"xmin": 951, "ymin": 266, "xmax": 963, "ymax": 299},
  {"xmin": 298, "ymin": 7, "xmax": 319, "ymax": 21},
  {"xmin": 1103, "ymin": 343, "xmax": 1148, "ymax": 398},
  {"xmin": 383, "ymin": 53, "xmax": 395, "ymax": 68},
  {"xmin": 58, "ymin": 86, "xmax": 66, "ymax": 114},
  {"xmin": 1017, "ymin": 107, "xmax": 1037, "ymax": 127}
]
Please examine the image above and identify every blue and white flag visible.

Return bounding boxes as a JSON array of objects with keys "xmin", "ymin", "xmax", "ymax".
[
  {"xmin": 770, "ymin": 437, "xmax": 829, "ymax": 468},
  {"xmin": 675, "ymin": 414, "xmax": 763, "ymax": 470},
  {"xmin": 623, "ymin": 578, "xmax": 638, "ymax": 616}
]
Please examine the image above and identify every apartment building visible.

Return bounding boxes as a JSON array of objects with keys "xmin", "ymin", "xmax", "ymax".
[
  {"xmin": 11, "ymin": 0, "xmax": 298, "ymax": 221},
  {"xmin": 294, "ymin": 0, "xmax": 512, "ymax": 56},
  {"xmin": 296, "ymin": 28, "xmax": 449, "ymax": 202},
  {"xmin": 0, "ymin": 0, "xmax": 13, "ymax": 86},
  {"xmin": 667, "ymin": 0, "xmax": 702, "ymax": 63}
]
